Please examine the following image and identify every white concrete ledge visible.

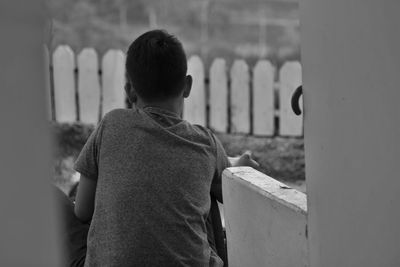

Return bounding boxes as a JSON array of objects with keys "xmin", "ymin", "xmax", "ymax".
[
  {"xmin": 225, "ymin": 167, "xmax": 307, "ymax": 214},
  {"xmin": 222, "ymin": 167, "xmax": 308, "ymax": 267}
]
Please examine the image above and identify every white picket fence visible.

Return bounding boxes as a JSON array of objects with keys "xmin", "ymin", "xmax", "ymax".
[{"xmin": 45, "ymin": 45, "xmax": 303, "ymax": 136}]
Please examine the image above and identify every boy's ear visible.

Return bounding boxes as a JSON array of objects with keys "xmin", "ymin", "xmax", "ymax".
[
  {"xmin": 183, "ymin": 75, "xmax": 192, "ymax": 98},
  {"xmin": 124, "ymin": 83, "xmax": 137, "ymax": 104}
]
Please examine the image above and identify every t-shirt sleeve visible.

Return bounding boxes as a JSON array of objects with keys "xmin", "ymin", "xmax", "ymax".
[
  {"xmin": 210, "ymin": 134, "xmax": 231, "ymax": 203},
  {"xmin": 74, "ymin": 121, "xmax": 105, "ymax": 181}
]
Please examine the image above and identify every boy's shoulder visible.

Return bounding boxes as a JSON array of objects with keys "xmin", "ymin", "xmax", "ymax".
[
  {"xmin": 190, "ymin": 123, "xmax": 221, "ymax": 149},
  {"xmin": 191, "ymin": 123, "xmax": 211, "ymax": 136},
  {"xmin": 102, "ymin": 108, "xmax": 130, "ymax": 120},
  {"xmin": 101, "ymin": 108, "xmax": 222, "ymax": 150},
  {"xmin": 100, "ymin": 108, "xmax": 141, "ymax": 126}
]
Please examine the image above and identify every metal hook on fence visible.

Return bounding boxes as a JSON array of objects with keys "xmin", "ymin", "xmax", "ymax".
[{"xmin": 291, "ymin": 85, "xmax": 303, "ymax": 116}]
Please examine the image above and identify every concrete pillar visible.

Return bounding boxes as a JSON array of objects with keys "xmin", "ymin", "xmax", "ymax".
[
  {"xmin": 301, "ymin": 1, "xmax": 400, "ymax": 266},
  {"xmin": 0, "ymin": 1, "xmax": 62, "ymax": 265}
]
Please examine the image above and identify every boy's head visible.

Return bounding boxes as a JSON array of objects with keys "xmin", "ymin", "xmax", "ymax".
[{"xmin": 125, "ymin": 30, "xmax": 191, "ymax": 103}]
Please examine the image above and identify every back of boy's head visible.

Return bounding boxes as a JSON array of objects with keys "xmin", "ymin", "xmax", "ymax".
[{"xmin": 126, "ymin": 30, "xmax": 188, "ymax": 101}]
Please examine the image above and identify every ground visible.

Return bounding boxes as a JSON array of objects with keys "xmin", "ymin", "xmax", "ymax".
[{"xmin": 52, "ymin": 123, "xmax": 306, "ymax": 195}]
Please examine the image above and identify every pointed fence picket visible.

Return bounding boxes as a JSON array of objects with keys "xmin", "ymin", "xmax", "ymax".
[
  {"xmin": 209, "ymin": 58, "xmax": 228, "ymax": 133},
  {"xmin": 77, "ymin": 48, "xmax": 101, "ymax": 124},
  {"xmin": 230, "ymin": 60, "xmax": 250, "ymax": 134},
  {"xmin": 279, "ymin": 62, "xmax": 303, "ymax": 136},
  {"xmin": 101, "ymin": 50, "xmax": 126, "ymax": 116},
  {"xmin": 253, "ymin": 60, "xmax": 275, "ymax": 136},
  {"xmin": 46, "ymin": 46, "xmax": 304, "ymax": 137},
  {"xmin": 52, "ymin": 45, "xmax": 76, "ymax": 123},
  {"xmin": 184, "ymin": 55, "xmax": 206, "ymax": 126}
]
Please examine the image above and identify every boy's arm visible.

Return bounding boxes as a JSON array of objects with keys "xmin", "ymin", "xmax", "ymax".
[
  {"xmin": 74, "ymin": 174, "xmax": 96, "ymax": 222},
  {"xmin": 211, "ymin": 137, "xmax": 259, "ymax": 203},
  {"xmin": 210, "ymin": 136, "xmax": 230, "ymax": 203},
  {"xmin": 73, "ymin": 120, "xmax": 104, "ymax": 222}
]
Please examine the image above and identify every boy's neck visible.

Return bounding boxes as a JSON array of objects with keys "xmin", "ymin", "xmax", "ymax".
[{"xmin": 136, "ymin": 98, "xmax": 183, "ymax": 118}]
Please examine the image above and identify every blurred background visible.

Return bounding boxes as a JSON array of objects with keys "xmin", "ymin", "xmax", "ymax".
[{"xmin": 47, "ymin": 0, "xmax": 300, "ymax": 68}]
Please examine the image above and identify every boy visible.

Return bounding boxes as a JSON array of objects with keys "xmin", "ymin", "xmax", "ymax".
[{"xmin": 74, "ymin": 30, "xmax": 257, "ymax": 267}]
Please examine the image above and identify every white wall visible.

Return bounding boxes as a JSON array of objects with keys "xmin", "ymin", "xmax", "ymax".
[
  {"xmin": 300, "ymin": 1, "xmax": 400, "ymax": 266},
  {"xmin": 222, "ymin": 167, "xmax": 308, "ymax": 267},
  {"xmin": 0, "ymin": 1, "xmax": 62, "ymax": 265}
]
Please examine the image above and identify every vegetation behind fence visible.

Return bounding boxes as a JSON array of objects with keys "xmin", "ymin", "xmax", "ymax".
[{"xmin": 45, "ymin": 45, "xmax": 303, "ymax": 137}]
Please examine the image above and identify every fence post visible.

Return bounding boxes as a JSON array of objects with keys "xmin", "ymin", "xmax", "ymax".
[
  {"xmin": 184, "ymin": 55, "xmax": 206, "ymax": 126},
  {"xmin": 279, "ymin": 62, "xmax": 303, "ymax": 136},
  {"xmin": 44, "ymin": 45, "xmax": 52, "ymax": 120},
  {"xmin": 209, "ymin": 58, "xmax": 228, "ymax": 133},
  {"xmin": 230, "ymin": 60, "xmax": 250, "ymax": 134},
  {"xmin": 253, "ymin": 60, "xmax": 275, "ymax": 136},
  {"xmin": 78, "ymin": 48, "xmax": 101, "ymax": 124},
  {"xmin": 101, "ymin": 49, "xmax": 126, "ymax": 116},
  {"xmin": 53, "ymin": 45, "xmax": 76, "ymax": 123}
]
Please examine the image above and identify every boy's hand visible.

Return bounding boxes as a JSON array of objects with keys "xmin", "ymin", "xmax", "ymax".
[{"xmin": 228, "ymin": 151, "xmax": 260, "ymax": 168}]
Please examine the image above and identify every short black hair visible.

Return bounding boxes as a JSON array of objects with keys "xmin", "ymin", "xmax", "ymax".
[{"xmin": 126, "ymin": 30, "xmax": 187, "ymax": 101}]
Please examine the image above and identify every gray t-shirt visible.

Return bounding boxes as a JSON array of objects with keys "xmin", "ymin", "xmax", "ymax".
[{"xmin": 74, "ymin": 107, "xmax": 230, "ymax": 267}]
